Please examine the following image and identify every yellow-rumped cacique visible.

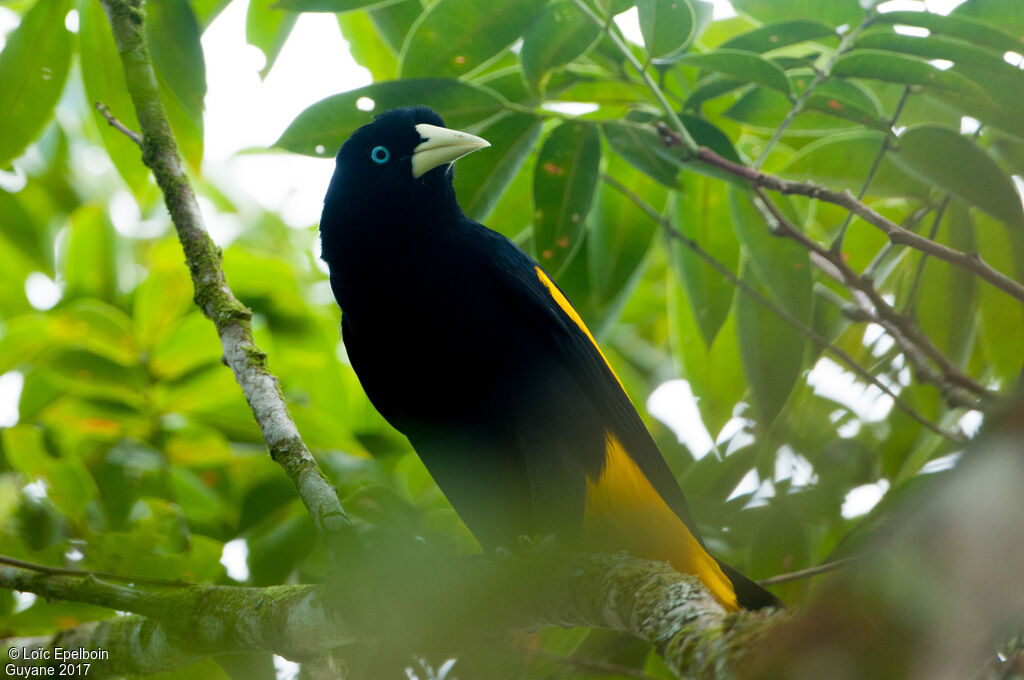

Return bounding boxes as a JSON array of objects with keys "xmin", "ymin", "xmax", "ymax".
[{"xmin": 320, "ymin": 106, "xmax": 780, "ymax": 611}]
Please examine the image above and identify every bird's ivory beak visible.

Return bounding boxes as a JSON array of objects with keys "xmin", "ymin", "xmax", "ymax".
[{"xmin": 411, "ymin": 123, "xmax": 490, "ymax": 178}]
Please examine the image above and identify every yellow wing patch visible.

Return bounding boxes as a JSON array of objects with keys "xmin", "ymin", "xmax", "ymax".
[
  {"xmin": 581, "ymin": 433, "xmax": 740, "ymax": 611},
  {"xmin": 534, "ymin": 267, "xmax": 627, "ymax": 394}
]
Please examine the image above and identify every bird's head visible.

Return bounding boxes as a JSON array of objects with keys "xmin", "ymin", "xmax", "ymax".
[{"xmin": 324, "ymin": 106, "xmax": 490, "ymax": 224}]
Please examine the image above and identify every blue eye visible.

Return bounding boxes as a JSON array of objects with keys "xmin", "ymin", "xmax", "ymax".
[{"xmin": 370, "ymin": 146, "xmax": 390, "ymax": 164}]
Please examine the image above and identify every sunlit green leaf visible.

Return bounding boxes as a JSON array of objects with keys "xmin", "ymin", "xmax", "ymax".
[
  {"xmin": 275, "ymin": 79, "xmax": 505, "ymax": 157},
  {"xmin": 61, "ymin": 205, "xmax": 116, "ymax": 302},
  {"xmin": 399, "ymin": 0, "xmax": 546, "ymax": 79},
  {"xmin": 247, "ymin": 0, "xmax": 298, "ymax": 78},
  {"xmin": 273, "ymin": 0, "xmax": 402, "ymax": 10},
  {"xmin": 0, "ymin": 0, "xmax": 72, "ymax": 166},
  {"xmin": 874, "ymin": 10, "xmax": 1023, "ymax": 57},
  {"xmin": 338, "ymin": 9, "xmax": 399, "ymax": 80},
  {"xmin": 729, "ymin": 0, "xmax": 864, "ymax": 27}
]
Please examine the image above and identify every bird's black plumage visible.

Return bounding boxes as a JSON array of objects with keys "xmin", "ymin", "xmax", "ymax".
[{"xmin": 320, "ymin": 106, "xmax": 780, "ymax": 610}]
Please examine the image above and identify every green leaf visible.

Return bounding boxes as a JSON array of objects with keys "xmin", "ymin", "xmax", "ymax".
[
  {"xmin": 874, "ymin": 10, "xmax": 1024, "ymax": 57},
  {"xmin": 338, "ymin": 9, "xmax": 399, "ymax": 80},
  {"xmin": 603, "ymin": 122, "xmax": 683, "ymax": 187},
  {"xmin": 532, "ymin": 121, "xmax": 601, "ymax": 274},
  {"xmin": 720, "ymin": 19, "xmax": 836, "ymax": 53},
  {"xmin": 272, "ymin": 0, "xmax": 401, "ymax": 10},
  {"xmin": 454, "ymin": 113, "xmax": 543, "ymax": 222},
  {"xmin": 892, "ymin": 124, "xmax": 1024, "ymax": 228},
  {"xmin": 853, "ymin": 31, "xmax": 1024, "ymax": 74},
  {"xmin": 638, "ymin": 0, "xmax": 696, "ymax": 59},
  {"xmin": 150, "ymin": 312, "xmax": 222, "ymax": 379},
  {"xmin": 832, "ymin": 49, "xmax": 984, "ymax": 97},
  {"xmin": 779, "ymin": 129, "xmax": 929, "ymax": 197},
  {"xmin": 673, "ymin": 177, "xmax": 740, "ymax": 347},
  {"xmin": 247, "ymin": 0, "xmax": 298, "ymax": 78},
  {"xmin": 365, "ymin": 0, "xmax": 424, "ymax": 54},
  {"xmin": 0, "ymin": 0, "xmax": 72, "ymax": 166},
  {"xmin": 678, "ymin": 49, "xmax": 791, "ymax": 95},
  {"xmin": 735, "ymin": 265, "xmax": 805, "ymax": 424},
  {"xmin": 146, "ymin": 0, "xmax": 206, "ymax": 169},
  {"xmin": 975, "ymin": 213, "xmax": 1024, "ymax": 381},
  {"xmin": 399, "ymin": 0, "xmax": 546, "ymax": 79},
  {"xmin": 520, "ymin": 1, "xmax": 601, "ymax": 91},
  {"xmin": 951, "ymin": 0, "xmax": 1024, "ymax": 39},
  {"xmin": 728, "ymin": 188, "xmax": 811, "ymax": 321},
  {"xmin": 133, "ymin": 265, "xmax": 194, "ymax": 350},
  {"xmin": 668, "ymin": 280, "xmax": 744, "ymax": 436},
  {"xmin": 61, "ymin": 205, "xmax": 116, "ymax": 302},
  {"xmin": 913, "ymin": 203, "xmax": 977, "ymax": 367},
  {"xmin": 78, "ymin": 0, "xmax": 149, "ymax": 196},
  {"xmin": 275, "ymin": 79, "xmax": 505, "ymax": 157},
  {"xmin": 729, "ymin": 0, "xmax": 864, "ymax": 27},
  {"xmin": 2, "ymin": 425, "xmax": 99, "ymax": 521},
  {"xmin": 56, "ymin": 300, "xmax": 137, "ymax": 366},
  {"xmin": 588, "ymin": 158, "xmax": 665, "ymax": 309}
]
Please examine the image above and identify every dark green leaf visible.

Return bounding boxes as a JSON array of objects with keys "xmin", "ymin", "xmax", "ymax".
[
  {"xmin": 247, "ymin": 0, "xmax": 298, "ymax": 78},
  {"xmin": 366, "ymin": 0, "xmax": 424, "ymax": 54},
  {"xmin": 588, "ymin": 158, "xmax": 664, "ymax": 309},
  {"xmin": 146, "ymin": 0, "xmax": 206, "ymax": 168},
  {"xmin": 0, "ymin": 0, "xmax": 72, "ymax": 166},
  {"xmin": 720, "ymin": 19, "xmax": 836, "ymax": 53},
  {"xmin": 275, "ymin": 79, "xmax": 505, "ymax": 157},
  {"xmin": 685, "ymin": 75, "xmax": 747, "ymax": 109},
  {"xmin": 892, "ymin": 124, "xmax": 1024, "ymax": 228},
  {"xmin": 728, "ymin": 188, "xmax": 812, "ymax": 322},
  {"xmin": 454, "ymin": 113, "xmax": 542, "ymax": 221},
  {"xmin": 638, "ymin": 0, "xmax": 696, "ymax": 59},
  {"xmin": 736, "ymin": 265, "xmax": 805, "ymax": 423},
  {"xmin": 780, "ymin": 130, "xmax": 929, "ymax": 197},
  {"xmin": 520, "ymin": 1, "xmax": 601, "ymax": 91},
  {"xmin": 853, "ymin": 31, "xmax": 1024, "ymax": 74},
  {"xmin": 913, "ymin": 203, "xmax": 977, "ymax": 367},
  {"xmin": 832, "ymin": 49, "xmax": 985, "ymax": 97},
  {"xmin": 679, "ymin": 49, "xmax": 791, "ymax": 94},
  {"xmin": 399, "ymin": 0, "xmax": 546, "ymax": 79},
  {"xmin": 532, "ymin": 121, "xmax": 601, "ymax": 274},
  {"xmin": 603, "ymin": 122, "xmax": 682, "ymax": 187}
]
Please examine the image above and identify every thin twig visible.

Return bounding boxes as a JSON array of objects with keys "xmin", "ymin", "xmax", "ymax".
[
  {"xmin": 831, "ymin": 85, "xmax": 913, "ymax": 251},
  {"xmin": 758, "ymin": 557, "xmax": 857, "ymax": 587},
  {"xmin": 0, "ymin": 555, "xmax": 194, "ymax": 588},
  {"xmin": 903, "ymin": 195, "xmax": 952, "ymax": 315},
  {"xmin": 602, "ymin": 174, "xmax": 966, "ymax": 444},
  {"xmin": 673, "ymin": 138, "xmax": 1024, "ymax": 305},
  {"xmin": 751, "ymin": 187, "xmax": 993, "ymax": 408},
  {"xmin": 94, "ymin": 101, "xmax": 142, "ymax": 147},
  {"xmin": 755, "ymin": 12, "xmax": 876, "ymax": 168},
  {"xmin": 572, "ymin": 0, "xmax": 698, "ymax": 154}
]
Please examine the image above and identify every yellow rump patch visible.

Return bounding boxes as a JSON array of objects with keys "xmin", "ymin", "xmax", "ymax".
[
  {"xmin": 534, "ymin": 267, "xmax": 627, "ymax": 394},
  {"xmin": 581, "ymin": 433, "xmax": 740, "ymax": 611}
]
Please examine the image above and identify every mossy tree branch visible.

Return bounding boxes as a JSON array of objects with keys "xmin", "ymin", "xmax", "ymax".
[
  {"xmin": 96, "ymin": 0, "xmax": 352, "ymax": 560},
  {"xmin": 0, "ymin": 554, "xmax": 782, "ymax": 678}
]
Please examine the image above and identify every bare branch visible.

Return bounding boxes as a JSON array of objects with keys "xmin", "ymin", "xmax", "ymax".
[
  {"xmin": 758, "ymin": 557, "xmax": 858, "ymax": 587},
  {"xmin": 93, "ymin": 101, "xmax": 142, "ymax": 147},
  {"xmin": 602, "ymin": 174, "xmax": 966, "ymax": 444}
]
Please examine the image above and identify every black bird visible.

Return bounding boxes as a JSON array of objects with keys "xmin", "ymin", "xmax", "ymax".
[{"xmin": 320, "ymin": 106, "xmax": 779, "ymax": 611}]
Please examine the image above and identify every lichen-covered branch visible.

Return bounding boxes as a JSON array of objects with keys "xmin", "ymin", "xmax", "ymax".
[
  {"xmin": 96, "ymin": 0, "xmax": 352, "ymax": 558},
  {"xmin": 0, "ymin": 554, "xmax": 783, "ymax": 679}
]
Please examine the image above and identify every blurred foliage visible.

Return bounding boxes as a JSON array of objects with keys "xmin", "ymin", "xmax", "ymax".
[{"xmin": 0, "ymin": 0, "xmax": 1022, "ymax": 676}]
